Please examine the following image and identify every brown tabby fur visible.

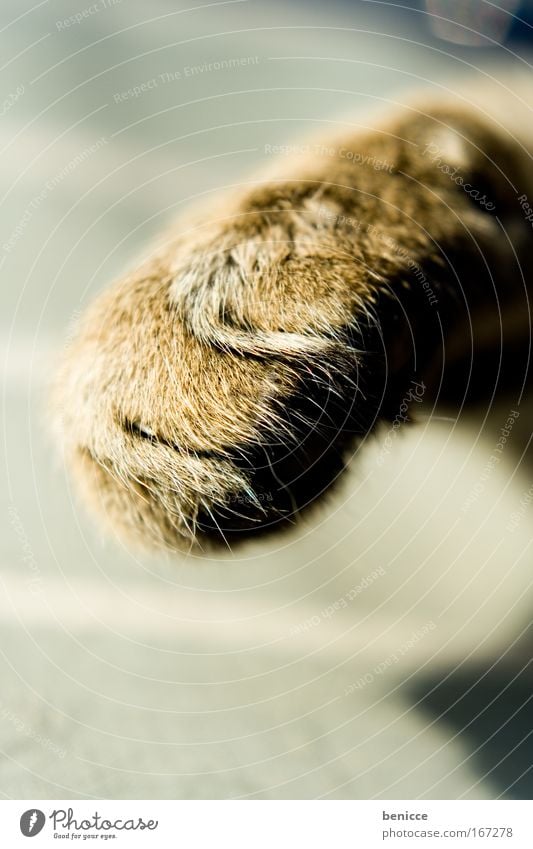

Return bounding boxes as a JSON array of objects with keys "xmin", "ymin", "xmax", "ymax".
[{"xmin": 52, "ymin": 76, "xmax": 533, "ymax": 552}]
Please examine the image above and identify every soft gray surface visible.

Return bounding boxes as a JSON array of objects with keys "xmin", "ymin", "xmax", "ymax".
[{"xmin": 1, "ymin": 0, "xmax": 532, "ymax": 799}]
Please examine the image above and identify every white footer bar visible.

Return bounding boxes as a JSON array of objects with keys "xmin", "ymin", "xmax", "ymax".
[{"xmin": 0, "ymin": 800, "xmax": 530, "ymax": 847}]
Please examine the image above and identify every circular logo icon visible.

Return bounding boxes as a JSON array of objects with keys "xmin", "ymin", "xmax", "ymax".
[{"xmin": 20, "ymin": 810, "xmax": 46, "ymax": 837}]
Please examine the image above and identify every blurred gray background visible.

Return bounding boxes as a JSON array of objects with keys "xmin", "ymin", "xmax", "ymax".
[{"xmin": 1, "ymin": 0, "xmax": 533, "ymax": 799}]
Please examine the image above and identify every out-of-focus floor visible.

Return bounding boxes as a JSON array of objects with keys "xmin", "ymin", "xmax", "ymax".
[{"xmin": 1, "ymin": 0, "xmax": 532, "ymax": 799}]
